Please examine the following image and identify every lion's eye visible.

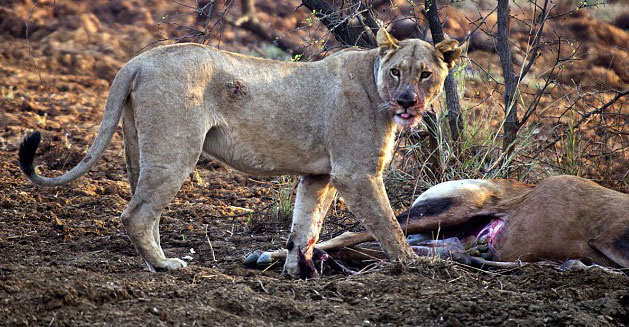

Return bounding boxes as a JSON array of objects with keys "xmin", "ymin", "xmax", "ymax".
[
  {"xmin": 420, "ymin": 71, "xmax": 432, "ymax": 79},
  {"xmin": 390, "ymin": 68, "xmax": 400, "ymax": 78}
]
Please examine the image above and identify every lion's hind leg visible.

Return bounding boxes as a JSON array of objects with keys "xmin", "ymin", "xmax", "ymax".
[
  {"xmin": 122, "ymin": 105, "xmax": 169, "ymax": 260},
  {"xmin": 122, "ymin": 147, "xmax": 204, "ymax": 271},
  {"xmin": 122, "ymin": 101, "xmax": 170, "ymax": 260},
  {"xmin": 121, "ymin": 104, "xmax": 207, "ymax": 271},
  {"xmin": 122, "ymin": 104, "xmax": 140, "ymax": 194}
]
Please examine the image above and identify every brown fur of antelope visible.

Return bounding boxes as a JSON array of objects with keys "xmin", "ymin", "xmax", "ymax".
[{"xmin": 251, "ymin": 175, "xmax": 628, "ymax": 270}]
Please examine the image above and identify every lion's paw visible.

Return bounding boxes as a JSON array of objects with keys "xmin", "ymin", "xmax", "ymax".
[
  {"xmin": 152, "ymin": 258, "xmax": 188, "ymax": 272},
  {"xmin": 283, "ymin": 258, "xmax": 300, "ymax": 276}
]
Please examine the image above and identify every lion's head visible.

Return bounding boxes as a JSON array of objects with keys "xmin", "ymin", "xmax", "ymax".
[{"xmin": 374, "ymin": 28, "xmax": 462, "ymax": 128}]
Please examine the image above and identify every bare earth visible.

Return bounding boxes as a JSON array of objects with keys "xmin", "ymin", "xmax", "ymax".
[{"xmin": 0, "ymin": 1, "xmax": 627, "ymax": 326}]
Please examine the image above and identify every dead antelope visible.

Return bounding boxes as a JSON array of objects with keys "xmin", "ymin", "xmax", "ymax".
[{"xmin": 247, "ymin": 175, "xmax": 628, "ymax": 275}]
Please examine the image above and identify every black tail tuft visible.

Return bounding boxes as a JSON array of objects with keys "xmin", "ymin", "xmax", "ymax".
[{"xmin": 18, "ymin": 131, "xmax": 41, "ymax": 176}]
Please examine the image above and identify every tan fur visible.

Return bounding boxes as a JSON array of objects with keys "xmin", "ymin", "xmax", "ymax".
[
  {"xmin": 496, "ymin": 176, "xmax": 628, "ymax": 267},
  {"xmin": 21, "ymin": 38, "xmax": 461, "ymax": 274}
]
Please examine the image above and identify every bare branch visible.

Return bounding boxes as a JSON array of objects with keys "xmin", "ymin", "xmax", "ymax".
[
  {"xmin": 302, "ymin": 0, "xmax": 376, "ymax": 48},
  {"xmin": 534, "ymin": 90, "xmax": 629, "ymax": 157},
  {"xmin": 235, "ymin": 0, "xmax": 302, "ymax": 56},
  {"xmin": 574, "ymin": 90, "xmax": 629, "ymax": 129},
  {"xmin": 518, "ymin": 0, "xmax": 550, "ymax": 82}
]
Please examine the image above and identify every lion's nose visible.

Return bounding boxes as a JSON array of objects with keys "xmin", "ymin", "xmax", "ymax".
[{"xmin": 396, "ymin": 92, "xmax": 418, "ymax": 109}]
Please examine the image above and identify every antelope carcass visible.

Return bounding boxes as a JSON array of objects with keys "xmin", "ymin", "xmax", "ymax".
[{"xmin": 246, "ymin": 175, "xmax": 628, "ymax": 274}]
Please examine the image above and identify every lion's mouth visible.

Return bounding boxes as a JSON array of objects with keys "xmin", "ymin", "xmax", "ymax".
[{"xmin": 394, "ymin": 110, "xmax": 421, "ymax": 127}]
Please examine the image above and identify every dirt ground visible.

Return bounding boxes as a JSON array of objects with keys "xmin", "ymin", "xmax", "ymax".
[{"xmin": 0, "ymin": 1, "xmax": 628, "ymax": 326}]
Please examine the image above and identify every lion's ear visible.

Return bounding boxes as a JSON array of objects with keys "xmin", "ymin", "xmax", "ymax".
[
  {"xmin": 376, "ymin": 28, "xmax": 399, "ymax": 50},
  {"xmin": 435, "ymin": 39, "xmax": 462, "ymax": 69}
]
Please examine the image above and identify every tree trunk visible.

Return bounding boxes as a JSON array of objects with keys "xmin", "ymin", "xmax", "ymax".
[
  {"xmin": 241, "ymin": 0, "xmax": 255, "ymax": 16},
  {"xmin": 421, "ymin": 110, "xmax": 442, "ymax": 180},
  {"xmin": 424, "ymin": 0, "xmax": 463, "ymax": 143},
  {"xmin": 496, "ymin": 0, "xmax": 519, "ymax": 153}
]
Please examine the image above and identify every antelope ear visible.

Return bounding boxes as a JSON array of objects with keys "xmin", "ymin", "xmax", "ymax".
[
  {"xmin": 435, "ymin": 39, "xmax": 462, "ymax": 69},
  {"xmin": 376, "ymin": 28, "xmax": 399, "ymax": 49}
]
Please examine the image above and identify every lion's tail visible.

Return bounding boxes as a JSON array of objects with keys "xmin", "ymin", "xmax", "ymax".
[{"xmin": 18, "ymin": 63, "xmax": 139, "ymax": 187}]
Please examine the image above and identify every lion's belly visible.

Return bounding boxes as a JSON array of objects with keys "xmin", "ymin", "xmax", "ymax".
[{"xmin": 201, "ymin": 126, "xmax": 331, "ymax": 176}]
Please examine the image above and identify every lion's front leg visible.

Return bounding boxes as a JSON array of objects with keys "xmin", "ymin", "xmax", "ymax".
[
  {"xmin": 284, "ymin": 175, "xmax": 336, "ymax": 278},
  {"xmin": 331, "ymin": 173, "xmax": 417, "ymax": 262}
]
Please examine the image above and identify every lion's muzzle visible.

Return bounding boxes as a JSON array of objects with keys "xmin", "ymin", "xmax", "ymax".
[
  {"xmin": 396, "ymin": 90, "xmax": 419, "ymax": 109},
  {"xmin": 392, "ymin": 89, "xmax": 425, "ymax": 128}
]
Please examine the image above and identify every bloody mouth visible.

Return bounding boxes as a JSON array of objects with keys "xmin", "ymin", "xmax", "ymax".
[
  {"xmin": 397, "ymin": 112, "xmax": 412, "ymax": 119},
  {"xmin": 394, "ymin": 110, "xmax": 421, "ymax": 127}
]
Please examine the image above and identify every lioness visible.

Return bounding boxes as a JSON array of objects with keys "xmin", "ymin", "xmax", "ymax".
[{"xmin": 18, "ymin": 29, "xmax": 461, "ymax": 276}]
